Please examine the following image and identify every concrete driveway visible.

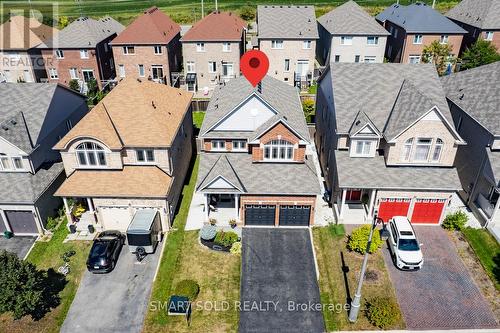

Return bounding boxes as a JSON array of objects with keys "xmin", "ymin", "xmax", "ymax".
[
  {"xmin": 0, "ymin": 236, "xmax": 36, "ymax": 259},
  {"xmin": 383, "ymin": 226, "xmax": 498, "ymax": 330},
  {"xmin": 239, "ymin": 228, "xmax": 325, "ymax": 333},
  {"xmin": 61, "ymin": 244, "xmax": 161, "ymax": 333}
]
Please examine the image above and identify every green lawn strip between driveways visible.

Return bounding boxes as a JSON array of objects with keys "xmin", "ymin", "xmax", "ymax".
[
  {"xmin": 462, "ymin": 227, "xmax": 500, "ymax": 290},
  {"xmin": 192, "ymin": 111, "xmax": 205, "ymax": 130}
]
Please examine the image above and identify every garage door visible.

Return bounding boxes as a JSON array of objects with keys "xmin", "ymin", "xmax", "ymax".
[
  {"xmin": 279, "ymin": 205, "xmax": 311, "ymax": 226},
  {"xmin": 244, "ymin": 205, "xmax": 276, "ymax": 226},
  {"xmin": 411, "ymin": 199, "xmax": 446, "ymax": 224},
  {"xmin": 378, "ymin": 198, "xmax": 411, "ymax": 222},
  {"xmin": 5, "ymin": 210, "xmax": 38, "ymax": 234},
  {"xmin": 99, "ymin": 207, "xmax": 133, "ymax": 232}
]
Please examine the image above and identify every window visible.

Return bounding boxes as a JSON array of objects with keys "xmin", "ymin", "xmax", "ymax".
[
  {"xmin": 222, "ymin": 62, "xmax": 233, "ymax": 77},
  {"xmin": 211, "ymin": 140, "xmax": 226, "ymax": 151},
  {"xmin": 186, "ymin": 61, "xmax": 195, "ymax": 73},
  {"xmin": 414, "ymin": 138, "xmax": 432, "ymax": 161},
  {"xmin": 340, "ymin": 36, "xmax": 353, "ymax": 45},
  {"xmin": 263, "ymin": 140, "xmax": 293, "ymax": 161},
  {"xmin": 12, "ymin": 157, "xmax": 23, "ymax": 170},
  {"xmin": 75, "ymin": 142, "xmax": 106, "ymax": 166},
  {"xmin": 351, "ymin": 140, "xmax": 373, "ymax": 157},
  {"xmin": 138, "ymin": 64, "xmax": 145, "ymax": 77},
  {"xmin": 0, "ymin": 155, "xmax": 11, "ymax": 170},
  {"xmin": 354, "ymin": 55, "xmax": 360, "ymax": 63},
  {"xmin": 402, "ymin": 138, "xmax": 413, "ymax": 161},
  {"xmin": 80, "ymin": 49, "xmax": 89, "ymax": 59},
  {"xmin": 55, "ymin": 49, "xmax": 64, "ymax": 59},
  {"xmin": 222, "ymin": 42, "xmax": 231, "ymax": 52},
  {"xmin": 440, "ymin": 35, "xmax": 449, "ymax": 44},
  {"xmin": 485, "ymin": 31, "xmax": 494, "ymax": 41},
  {"xmin": 196, "ymin": 43, "xmax": 205, "ymax": 52},
  {"xmin": 136, "ymin": 149, "xmax": 155, "ymax": 162},
  {"xmin": 123, "ymin": 46, "xmax": 135, "ymax": 55},
  {"xmin": 334, "ymin": 55, "xmax": 340, "ymax": 62},
  {"xmin": 49, "ymin": 68, "xmax": 58, "ymax": 79},
  {"xmin": 409, "ymin": 55, "xmax": 421, "ymax": 64},
  {"xmin": 151, "ymin": 65, "xmax": 163, "ymax": 81},
  {"xmin": 303, "ymin": 40, "xmax": 312, "ymax": 49},
  {"xmin": 271, "ymin": 40, "xmax": 283, "ymax": 49},
  {"xmin": 432, "ymin": 138, "xmax": 443, "ymax": 161},
  {"xmin": 367, "ymin": 36, "xmax": 379, "ymax": 45},
  {"xmin": 413, "ymin": 35, "xmax": 423, "ymax": 44},
  {"xmin": 154, "ymin": 45, "xmax": 162, "ymax": 54},
  {"xmin": 284, "ymin": 59, "xmax": 290, "ymax": 72},
  {"xmin": 69, "ymin": 68, "xmax": 78, "ymax": 79},
  {"xmin": 364, "ymin": 56, "xmax": 376, "ymax": 63},
  {"xmin": 23, "ymin": 70, "xmax": 33, "ymax": 82},
  {"xmin": 208, "ymin": 61, "xmax": 217, "ymax": 73},
  {"xmin": 82, "ymin": 69, "xmax": 94, "ymax": 82},
  {"xmin": 118, "ymin": 64, "xmax": 125, "ymax": 78},
  {"xmin": 232, "ymin": 140, "xmax": 246, "ymax": 151}
]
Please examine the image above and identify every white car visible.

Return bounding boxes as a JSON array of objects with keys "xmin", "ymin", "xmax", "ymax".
[{"xmin": 386, "ymin": 216, "xmax": 423, "ymax": 270}]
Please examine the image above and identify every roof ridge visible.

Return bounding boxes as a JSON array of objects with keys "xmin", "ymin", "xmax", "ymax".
[
  {"xmin": 223, "ymin": 154, "xmax": 246, "ymax": 192},
  {"xmin": 101, "ymin": 102, "xmax": 124, "ymax": 147}
]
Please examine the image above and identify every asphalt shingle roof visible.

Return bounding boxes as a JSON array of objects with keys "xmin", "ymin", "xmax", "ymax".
[
  {"xmin": 0, "ymin": 16, "xmax": 58, "ymax": 50},
  {"xmin": 376, "ymin": 2, "xmax": 467, "ymax": 34},
  {"xmin": 198, "ymin": 155, "xmax": 245, "ymax": 192},
  {"xmin": 181, "ymin": 11, "xmax": 246, "ymax": 42},
  {"xmin": 441, "ymin": 61, "xmax": 500, "ymax": 136},
  {"xmin": 257, "ymin": 5, "xmax": 319, "ymax": 39},
  {"xmin": 318, "ymin": 1, "xmax": 389, "ymax": 36},
  {"xmin": 446, "ymin": 0, "xmax": 500, "ymax": 30}
]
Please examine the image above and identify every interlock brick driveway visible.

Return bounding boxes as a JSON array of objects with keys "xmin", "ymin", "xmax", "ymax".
[{"xmin": 383, "ymin": 226, "xmax": 498, "ymax": 330}]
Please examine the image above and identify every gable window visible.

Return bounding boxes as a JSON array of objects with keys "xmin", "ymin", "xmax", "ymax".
[
  {"xmin": 413, "ymin": 35, "xmax": 423, "ymax": 44},
  {"xmin": 303, "ymin": 40, "xmax": 312, "ymax": 49},
  {"xmin": 138, "ymin": 64, "xmax": 145, "ymax": 77},
  {"xmin": 351, "ymin": 140, "xmax": 374, "ymax": 157},
  {"xmin": 284, "ymin": 59, "xmax": 290, "ymax": 72},
  {"xmin": 409, "ymin": 55, "xmax": 421, "ymax": 64},
  {"xmin": 76, "ymin": 142, "xmax": 106, "ymax": 167},
  {"xmin": 232, "ymin": 140, "xmax": 246, "ymax": 151},
  {"xmin": 211, "ymin": 140, "xmax": 226, "ymax": 151},
  {"xmin": 55, "ymin": 49, "xmax": 64, "ymax": 59},
  {"xmin": 340, "ymin": 36, "xmax": 353, "ymax": 45},
  {"xmin": 208, "ymin": 61, "xmax": 217, "ymax": 73},
  {"xmin": 49, "ymin": 68, "xmax": 58, "ymax": 79},
  {"xmin": 440, "ymin": 35, "xmax": 449, "ymax": 44},
  {"xmin": 123, "ymin": 46, "xmax": 135, "ymax": 55},
  {"xmin": 264, "ymin": 139, "xmax": 293, "ymax": 161},
  {"xmin": 80, "ymin": 49, "xmax": 89, "ymax": 59},
  {"xmin": 402, "ymin": 138, "xmax": 413, "ymax": 161},
  {"xmin": 222, "ymin": 42, "xmax": 231, "ymax": 52},
  {"xmin": 367, "ymin": 36, "xmax": 379, "ymax": 45},
  {"xmin": 186, "ymin": 61, "xmax": 195, "ymax": 73},
  {"xmin": 196, "ymin": 43, "xmax": 205, "ymax": 52},
  {"xmin": 432, "ymin": 138, "xmax": 443, "ymax": 162},
  {"xmin": 136, "ymin": 149, "xmax": 155, "ymax": 163},
  {"xmin": 414, "ymin": 138, "xmax": 432, "ymax": 161},
  {"xmin": 154, "ymin": 45, "xmax": 162, "ymax": 54},
  {"xmin": 271, "ymin": 40, "xmax": 283, "ymax": 49}
]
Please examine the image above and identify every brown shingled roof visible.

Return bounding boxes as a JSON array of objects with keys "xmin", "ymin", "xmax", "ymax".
[
  {"xmin": 181, "ymin": 11, "xmax": 246, "ymax": 42},
  {"xmin": 111, "ymin": 7, "xmax": 180, "ymax": 45},
  {"xmin": 0, "ymin": 16, "xmax": 58, "ymax": 50}
]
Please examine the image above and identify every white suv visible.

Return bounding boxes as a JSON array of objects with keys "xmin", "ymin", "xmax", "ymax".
[{"xmin": 387, "ymin": 216, "xmax": 423, "ymax": 270}]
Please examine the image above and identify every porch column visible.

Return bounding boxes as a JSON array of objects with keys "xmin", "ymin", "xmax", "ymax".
[
  {"xmin": 63, "ymin": 197, "xmax": 71, "ymax": 215},
  {"xmin": 0, "ymin": 209, "xmax": 12, "ymax": 232},
  {"xmin": 367, "ymin": 189, "xmax": 377, "ymax": 220},
  {"xmin": 235, "ymin": 194, "xmax": 240, "ymax": 220},
  {"xmin": 339, "ymin": 189, "xmax": 347, "ymax": 219},
  {"xmin": 87, "ymin": 198, "xmax": 94, "ymax": 213},
  {"xmin": 204, "ymin": 194, "xmax": 209, "ymax": 221}
]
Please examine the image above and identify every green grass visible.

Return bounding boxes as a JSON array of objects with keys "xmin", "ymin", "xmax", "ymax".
[
  {"xmin": 462, "ymin": 227, "xmax": 500, "ymax": 290},
  {"xmin": 193, "ymin": 111, "xmax": 205, "ymax": 130},
  {"xmin": 307, "ymin": 84, "xmax": 318, "ymax": 95}
]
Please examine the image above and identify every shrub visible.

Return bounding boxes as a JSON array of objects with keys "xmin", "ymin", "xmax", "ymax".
[
  {"xmin": 230, "ymin": 242, "xmax": 242, "ymax": 255},
  {"xmin": 442, "ymin": 211, "xmax": 468, "ymax": 231},
  {"xmin": 209, "ymin": 218, "xmax": 217, "ymax": 226},
  {"xmin": 199, "ymin": 225, "xmax": 217, "ymax": 241},
  {"xmin": 347, "ymin": 225, "xmax": 383, "ymax": 254},
  {"xmin": 365, "ymin": 297, "xmax": 399, "ymax": 329},
  {"xmin": 68, "ymin": 79, "xmax": 80, "ymax": 92},
  {"xmin": 214, "ymin": 231, "xmax": 239, "ymax": 247},
  {"xmin": 174, "ymin": 279, "xmax": 199, "ymax": 301},
  {"xmin": 239, "ymin": 6, "xmax": 256, "ymax": 21},
  {"xmin": 45, "ymin": 216, "xmax": 58, "ymax": 231}
]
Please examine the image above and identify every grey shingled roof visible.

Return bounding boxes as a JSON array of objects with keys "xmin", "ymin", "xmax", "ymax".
[
  {"xmin": 198, "ymin": 155, "xmax": 245, "ymax": 192},
  {"xmin": 441, "ymin": 61, "xmax": 500, "ymax": 136},
  {"xmin": 0, "ymin": 162, "xmax": 64, "ymax": 204},
  {"xmin": 0, "ymin": 83, "xmax": 59, "ymax": 153},
  {"xmin": 200, "ymin": 75, "xmax": 309, "ymax": 142},
  {"xmin": 376, "ymin": 2, "xmax": 467, "ymax": 34},
  {"xmin": 446, "ymin": 0, "xmax": 500, "ymax": 30},
  {"xmin": 326, "ymin": 63, "xmax": 454, "ymax": 139},
  {"xmin": 197, "ymin": 153, "xmax": 320, "ymax": 195},
  {"xmin": 318, "ymin": 1, "xmax": 389, "ymax": 36},
  {"xmin": 257, "ymin": 5, "xmax": 319, "ymax": 39},
  {"xmin": 335, "ymin": 150, "xmax": 461, "ymax": 190},
  {"xmin": 485, "ymin": 148, "xmax": 500, "ymax": 185},
  {"xmin": 43, "ymin": 16, "xmax": 124, "ymax": 48}
]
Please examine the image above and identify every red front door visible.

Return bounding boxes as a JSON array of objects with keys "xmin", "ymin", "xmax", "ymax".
[
  {"xmin": 410, "ymin": 199, "xmax": 446, "ymax": 224},
  {"xmin": 377, "ymin": 198, "xmax": 411, "ymax": 222},
  {"xmin": 346, "ymin": 190, "xmax": 362, "ymax": 201}
]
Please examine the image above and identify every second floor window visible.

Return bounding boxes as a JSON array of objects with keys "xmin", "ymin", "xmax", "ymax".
[
  {"xmin": 208, "ymin": 61, "xmax": 217, "ymax": 73},
  {"xmin": 138, "ymin": 64, "xmax": 145, "ymax": 77},
  {"xmin": 196, "ymin": 43, "xmax": 205, "ymax": 52},
  {"xmin": 123, "ymin": 46, "xmax": 135, "ymax": 55},
  {"xmin": 432, "ymin": 139, "xmax": 443, "ymax": 161},
  {"xmin": 55, "ymin": 49, "xmax": 64, "ymax": 59},
  {"xmin": 413, "ymin": 35, "xmax": 423, "ymax": 44},
  {"xmin": 222, "ymin": 42, "xmax": 231, "ymax": 52},
  {"xmin": 485, "ymin": 31, "xmax": 494, "ymax": 41},
  {"xmin": 232, "ymin": 140, "xmax": 246, "ymax": 151},
  {"xmin": 440, "ymin": 35, "xmax": 449, "ymax": 44},
  {"xmin": 80, "ymin": 49, "xmax": 89, "ymax": 59},
  {"xmin": 154, "ymin": 45, "xmax": 162, "ymax": 54},
  {"xmin": 264, "ymin": 139, "xmax": 293, "ymax": 161},
  {"xmin": 69, "ymin": 68, "xmax": 78, "ymax": 79},
  {"xmin": 186, "ymin": 61, "xmax": 195, "ymax": 73},
  {"xmin": 403, "ymin": 137, "xmax": 444, "ymax": 163},
  {"xmin": 340, "ymin": 36, "xmax": 353, "ymax": 45},
  {"xmin": 211, "ymin": 140, "xmax": 226, "ymax": 151},
  {"xmin": 303, "ymin": 40, "xmax": 312, "ymax": 49},
  {"xmin": 76, "ymin": 142, "xmax": 106, "ymax": 167},
  {"xmin": 414, "ymin": 138, "xmax": 432, "ymax": 161},
  {"xmin": 367, "ymin": 36, "xmax": 379, "ymax": 45},
  {"xmin": 0, "ymin": 155, "xmax": 24, "ymax": 171},
  {"xmin": 136, "ymin": 149, "xmax": 154, "ymax": 163},
  {"xmin": 271, "ymin": 40, "xmax": 283, "ymax": 49}
]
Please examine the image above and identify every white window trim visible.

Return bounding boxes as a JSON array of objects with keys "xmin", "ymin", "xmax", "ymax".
[
  {"xmin": 271, "ymin": 40, "xmax": 284, "ymax": 49},
  {"xmin": 413, "ymin": 138, "xmax": 432, "ymax": 162},
  {"xmin": 409, "ymin": 55, "xmax": 421, "ymax": 64},
  {"xmin": 196, "ymin": 43, "xmax": 205, "ymax": 52},
  {"xmin": 284, "ymin": 59, "xmax": 290, "ymax": 72},
  {"xmin": 136, "ymin": 149, "xmax": 155, "ymax": 163},
  {"xmin": 350, "ymin": 139, "xmax": 376, "ymax": 157},
  {"xmin": 440, "ymin": 35, "xmax": 449, "ymax": 44},
  {"xmin": 222, "ymin": 42, "xmax": 231, "ymax": 52},
  {"xmin": 138, "ymin": 64, "xmax": 145, "ymax": 77},
  {"xmin": 49, "ymin": 68, "xmax": 58, "ymax": 79},
  {"xmin": 263, "ymin": 139, "xmax": 294, "ymax": 161},
  {"xmin": 364, "ymin": 56, "xmax": 376, "ymax": 63},
  {"xmin": 75, "ymin": 142, "xmax": 107, "ymax": 168},
  {"xmin": 232, "ymin": 140, "xmax": 247, "ymax": 151},
  {"xmin": 55, "ymin": 49, "xmax": 64, "ymax": 59},
  {"xmin": 208, "ymin": 61, "xmax": 217, "ymax": 73},
  {"xmin": 413, "ymin": 35, "xmax": 423, "ymax": 44},
  {"xmin": 340, "ymin": 36, "xmax": 353, "ymax": 45},
  {"xmin": 186, "ymin": 61, "xmax": 196, "ymax": 73},
  {"xmin": 367, "ymin": 36, "xmax": 379, "ymax": 45},
  {"xmin": 80, "ymin": 49, "xmax": 89, "ymax": 59},
  {"xmin": 123, "ymin": 46, "xmax": 135, "ymax": 55},
  {"xmin": 211, "ymin": 140, "xmax": 226, "ymax": 151},
  {"xmin": 154, "ymin": 45, "xmax": 163, "ymax": 55},
  {"xmin": 69, "ymin": 68, "xmax": 78, "ymax": 80},
  {"xmin": 302, "ymin": 40, "xmax": 312, "ymax": 49},
  {"xmin": 0, "ymin": 156, "xmax": 25, "ymax": 172},
  {"xmin": 485, "ymin": 31, "xmax": 494, "ymax": 41},
  {"xmin": 118, "ymin": 64, "xmax": 125, "ymax": 78}
]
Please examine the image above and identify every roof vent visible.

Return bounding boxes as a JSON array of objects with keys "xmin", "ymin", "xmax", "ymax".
[
  {"xmin": 136, "ymin": 78, "xmax": 142, "ymax": 83},
  {"xmin": 355, "ymin": 120, "xmax": 360, "ymax": 125},
  {"xmin": 10, "ymin": 119, "xmax": 17, "ymax": 125},
  {"xmin": 1, "ymin": 125, "xmax": 8, "ymax": 131},
  {"xmin": 283, "ymin": 116, "xmax": 288, "ymax": 121},
  {"xmin": 459, "ymin": 93, "xmax": 464, "ymax": 100}
]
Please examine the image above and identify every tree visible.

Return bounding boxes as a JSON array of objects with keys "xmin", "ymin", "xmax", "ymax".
[
  {"xmin": 58, "ymin": 16, "xmax": 70, "ymax": 29},
  {"xmin": 422, "ymin": 40, "xmax": 455, "ymax": 75},
  {"xmin": 302, "ymin": 99, "xmax": 315, "ymax": 123},
  {"xmin": 461, "ymin": 39, "xmax": 500, "ymax": 70},
  {"xmin": 239, "ymin": 6, "xmax": 256, "ymax": 21},
  {"xmin": 68, "ymin": 79, "xmax": 80, "ymax": 92}
]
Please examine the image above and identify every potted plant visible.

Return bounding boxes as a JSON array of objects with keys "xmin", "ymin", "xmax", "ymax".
[
  {"xmin": 229, "ymin": 219, "xmax": 237, "ymax": 228},
  {"xmin": 209, "ymin": 218, "xmax": 217, "ymax": 226}
]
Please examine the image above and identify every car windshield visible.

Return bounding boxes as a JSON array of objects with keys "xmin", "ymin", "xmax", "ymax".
[
  {"xmin": 398, "ymin": 238, "xmax": 420, "ymax": 251},
  {"xmin": 90, "ymin": 242, "xmax": 109, "ymax": 257}
]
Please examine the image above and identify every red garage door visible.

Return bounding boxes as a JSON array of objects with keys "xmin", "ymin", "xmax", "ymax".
[
  {"xmin": 378, "ymin": 198, "xmax": 411, "ymax": 222},
  {"xmin": 411, "ymin": 199, "xmax": 446, "ymax": 224}
]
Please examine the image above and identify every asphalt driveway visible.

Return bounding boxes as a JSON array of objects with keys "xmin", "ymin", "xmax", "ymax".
[
  {"xmin": 61, "ymin": 244, "xmax": 161, "ymax": 333},
  {"xmin": 239, "ymin": 228, "xmax": 325, "ymax": 333},
  {"xmin": 383, "ymin": 226, "xmax": 498, "ymax": 330},
  {"xmin": 0, "ymin": 236, "xmax": 36, "ymax": 259}
]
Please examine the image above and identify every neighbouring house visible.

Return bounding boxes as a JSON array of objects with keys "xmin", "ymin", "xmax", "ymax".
[
  {"xmin": 441, "ymin": 61, "xmax": 500, "ymax": 230},
  {"xmin": 446, "ymin": 0, "xmax": 500, "ymax": 54},
  {"xmin": 256, "ymin": 5, "xmax": 319, "ymax": 87},
  {"xmin": 0, "ymin": 83, "xmax": 88, "ymax": 236},
  {"xmin": 111, "ymin": 7, "xmax": 182, "ymax": 85},
  {"xmin": 195, "ymin": 76, "xmax": 321, "ymax": 227},
  {"xmin": 180, "ymin": 11, "xmax": 246, "ymax": 95},
  {"xmin": 317, "ymin": 1, "xmax": 389, "ymax": 65},
  {"xmin": 0, "ymin": 16, "xmax": 58, "ymax": 83},
  {"xmin": 315, "ymin": 63, "xmax": 465, "ymax": 224},
  {"xmin": 54, "ymin": 78, "xmax": 193, "ymax": 233},
  {"xmin": 39, "ymin": 16, "xmax": 124, "ymax": 93},
  {"xmin": 376, "ymin": 2, "xmax": 466, "ymax": 64}
]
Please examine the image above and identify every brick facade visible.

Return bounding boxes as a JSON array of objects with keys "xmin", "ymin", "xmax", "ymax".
[
  {"xmin": 402, "ymin": 34, "xmax": 463, "ymax": 63},
  {"xmin": 240, "ymin": 195, "xmax": 316, "ymax": 225}
]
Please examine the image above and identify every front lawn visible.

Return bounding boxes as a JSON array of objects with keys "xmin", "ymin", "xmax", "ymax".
[
  {"xmin": 0, "ymin": 222, "xmax": 91, "ymax": 333},
  {"xmin": 313, "ymin": 224, "xmax": 405, "ymax": 331},
  {"xmin": 462, "ymin": 227, "xmax": 500, "ymax": 290}
]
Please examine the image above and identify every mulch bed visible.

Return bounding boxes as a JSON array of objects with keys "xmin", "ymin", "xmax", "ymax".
[{"xmin": 200, "ymin": 238, "xmax": 231, "ymax": 252}]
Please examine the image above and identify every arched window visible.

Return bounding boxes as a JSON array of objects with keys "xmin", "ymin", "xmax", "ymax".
[
  {"xmin": 76, "ymin": 142, "xmax": 106, "ymax": 166},
  {"xmin": 264, "ymin": 139, "xmax": 293, "ymax": 161},
  {"xmin": 402, "ymin": 138, "xmax": 413, "ymax": 161},
  {"xmin": 432, "ymin": 138, "xmax": 443, "ymax": 161}
]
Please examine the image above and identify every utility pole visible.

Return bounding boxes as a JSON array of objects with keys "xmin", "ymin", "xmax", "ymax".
[
  {"xmin": 215, "ymin": 0, "xmax": 218, "ymax": 11},
  {"xmin": 201, "ymin": 0, "xmax": 204, "ymax": 18},
  {"xmin": 432, "ymin": 0, "xmax": 436, "ymax": 9}
]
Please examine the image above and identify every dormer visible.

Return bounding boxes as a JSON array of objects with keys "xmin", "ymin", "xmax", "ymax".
[{"xmin": 347, "ymin": 111, "xmax": 382, "ymax": 158}]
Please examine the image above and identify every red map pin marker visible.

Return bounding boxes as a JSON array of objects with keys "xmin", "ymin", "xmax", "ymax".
[{"xmin": 240, "ymin": 50, "xmax": 269, "ymax": 87}]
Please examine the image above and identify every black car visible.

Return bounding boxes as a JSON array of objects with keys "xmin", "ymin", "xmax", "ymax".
[{"xmin": 86, "ymin": 230, "xmax": 125, "ymax": 273}]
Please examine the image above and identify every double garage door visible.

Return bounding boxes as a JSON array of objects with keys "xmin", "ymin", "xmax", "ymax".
[
  {"xmin": 378, "ymin": 198, "xmax": 446, "ymax": 224},
  {"xmin": 244, "ymin": 204, "xmax": 311, "ymax": 227},
  {"xmin": 0, "ymin": 210, "xmax": 39, "ymax": 235}
]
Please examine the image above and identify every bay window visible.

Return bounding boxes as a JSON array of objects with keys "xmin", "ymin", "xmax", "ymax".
[
  {"xmin": 264, "ymin": 140, "xmax": 293, "ymax": 161},
  {"xmin": 76, "ymin": 142, "xmax": 106, "ymax": 166}
]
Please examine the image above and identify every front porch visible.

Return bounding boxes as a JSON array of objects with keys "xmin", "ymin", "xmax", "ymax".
[
  {"xmin": 186, "ymin": 192, "xmax": 241, "ymax": 230},
  {"xmin": 62, "ymin": 197, "xmax": 100, "ymax": 234},
  {"xmin": 333, "ymin": 188, "xmax": 376, "ymax": 224}
]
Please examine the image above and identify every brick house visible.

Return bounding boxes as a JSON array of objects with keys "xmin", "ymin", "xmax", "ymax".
[
  {"xmin": 40, "ymin": 16, "xmax": 124, "ymax": 92},
  {"xmin": 53, "ymin": 78, "xmax": 193, "ymax": 233},
  {"xmin": 315, "ymin": 63, "xmax": 465, "ymax": 225},
  {"xmin": 195, "ymin": 76, "xmax": 320, "ymax": 227},
  {"xmin": 256, "ymin": 5, "xmax": 318, "ymax": 87},
  {"xmin": 111, "ymin": 7, "xmax": 182, "ymax": 85},
  {"xmin": 376, "ymin": 2, "xmax": 466, "ymax": 64},
  {"xmin": 0, "ymin": 16, "xmax": 58, "ymax": 83},
  {"xmin": 180, "ymin": 11, "xmax": 246, "ymax": 94},
  {"xmin": 446, "ymin": 0, "xmax": 500, "ymax": 54}
]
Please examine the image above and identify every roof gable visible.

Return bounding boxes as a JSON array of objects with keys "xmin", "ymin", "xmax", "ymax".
[
  {"xmin": 349, "ymin": 111, "xmax": 381, "ymax": 137},
  {"xmin": 181, "ymin": 11, "xmax": 246, "ymax": 42},
  {"xmin": 0, "ymin": 16, "xmax": 58, "ymax": 50},
  {"xmin": 197, "ymin": 155, "xmax": 245, "ymax": 193}
]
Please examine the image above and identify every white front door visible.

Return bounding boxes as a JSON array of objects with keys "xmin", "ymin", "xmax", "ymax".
[{"xmin": 99, "ymin": 206, "xmax": 133, "ymax": 232}]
